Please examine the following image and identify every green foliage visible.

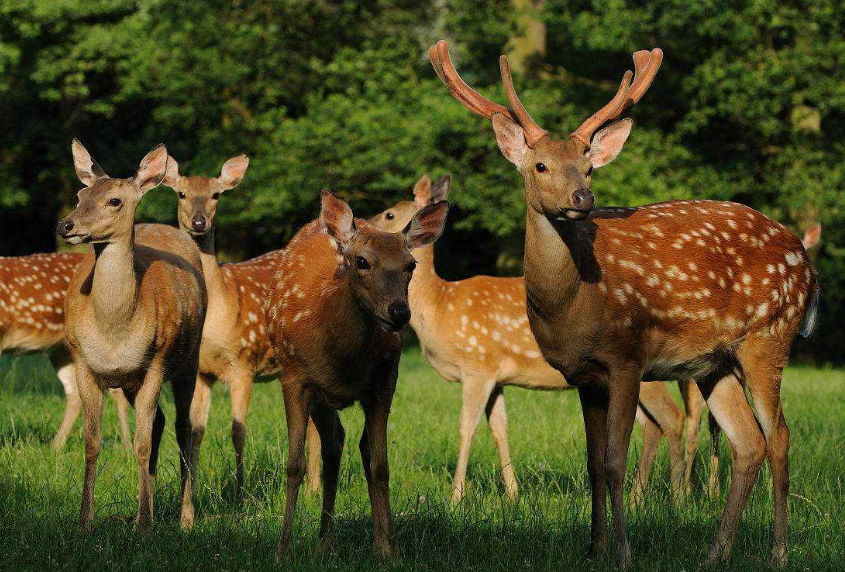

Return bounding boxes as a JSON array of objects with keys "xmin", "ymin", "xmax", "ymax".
[{"xmin": 0, "ymin": 0, "xmax": 843, "ymax": 361}]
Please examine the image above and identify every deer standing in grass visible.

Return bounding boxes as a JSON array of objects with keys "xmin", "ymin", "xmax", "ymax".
[
  {"xmin": 430, "ymin": 40, "xmax": 818, "ymax": 566},
  {"xmin": 266, "ymin": 191, "xmax": 448, "ymax": 559},
  {"xmin": 370, "ymin": 173, "xmax": 693, "ymax": 503},
  {"xmin": 0, "ymin": 252, "xmax": 131, "ymax": 450},
  {"xmin": 163, "ymin": 155, "xmax": 288, "ymax": 498},
  {"xmin": 58, "ymin": 141, "xmax": 206, "ymax": 530}
]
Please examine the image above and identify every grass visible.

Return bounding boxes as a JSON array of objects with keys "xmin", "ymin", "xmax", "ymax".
[{"xmin": 0, "ymin": 350, "xmax": 843, "ymax": 571}]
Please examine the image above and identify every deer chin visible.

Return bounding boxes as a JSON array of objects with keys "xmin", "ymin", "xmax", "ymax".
[
  {"xmin": 375, "ymin": 315, "xmax": 405, "ymax": 333},
  {"xmin": 62, "ymin": 233, "xmax": 92, "ymax": 245},
  {"xmin": 557, "ymin": 208, "xmax": 591, "ymax": 221}
]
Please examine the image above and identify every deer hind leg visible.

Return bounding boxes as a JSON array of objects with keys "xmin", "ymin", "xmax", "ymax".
[
  {"xmin": 188, "ymin": 375, "xmax": 213, "ymax": 472},
  {"xmin": 276, "ymin": 380, "xmax": 310, "ymax": 561},
  {"xmin": 76, "ymin": 362, "xmax": 103, "ymax": 529},
  {"xmin": 51, "ymin": 357, "xmax": 81, "ymax": 452},
  {"xmin": 485, "ymin": 386, "xmax": 518, "ymax": 500},
  {"xmin": 310, "ymin": 403, "xmax": 345, "ymax": 553},
  {"xmin": 707, "ymin": 411, "xmax": 722, "ymax": 497},
  {"xmin": 629, "ymin": 405, "xmax": 662, "ymax": 507},
  {"xmin": 305, "ymin": 417, "xmax": 322, "ymax": 496},
  {"xmin": 452, "ymin": 377, "xmax": 496, "ymax": 503},
  {"xmin": 172, "ymin": 375, "xmax": 197, "ymax": 529},
  {"xmin": 108, "ymin": 389, "xmax": 133, "ymax": 450},
  {"xmin": 229, "ymin": 372, "xmax": 254, "ymax": 500},
  {"xmin": 578, "ymin": 384, "xmax": 609, "ymax": 560},
  {"xmin": 699, "ymin": 372, "xmax": 765, "ymax": 566},
  {"xmin": 737, "ymin": 340, "xmax": 790, "ymax": 566},
  {"xmin": 637, "ymin": 383, "xmax": 684, "ymax": 503},
  {"xmin": 679, "ymin": 379, "xmax": 705, "ymax": 497}
]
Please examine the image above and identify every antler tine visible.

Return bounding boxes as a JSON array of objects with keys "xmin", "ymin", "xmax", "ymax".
[
  {"xmin": 499, "ymin": 55, "xmax": 548, "ymax": 146},
  {"xmin": 429, "ymin": 40, "xmax": 512, "ymax": 120},
  {"xmin": 624, "ymin": 48, "xmax": 663, "ymax": 112},
  {"xmin": 570, "ymin": 71, "xmax": 633, "ymax": 146}
]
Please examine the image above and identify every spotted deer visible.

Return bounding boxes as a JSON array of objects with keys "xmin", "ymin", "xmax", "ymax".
[
  {"xmin": 0, "ymin": 252, "xmax": 131, "ymax": 450},
  {"xmin": 430, "ymin": 40, "xmax": 819, "ymax": 567},
  {"xmin": 266, "ymin": 191, "xmax": 448, "ymax": 559},
  {"xmin": 163, "ymin": 154, "xmax": 290, "ymax": 498},
  {"xmin": 369, "ymin": 173, "xmax": 691, "ymax": 503},
  {"xmin": 58, "ymin": 141, "xmax": 207, "ymax": 530}
]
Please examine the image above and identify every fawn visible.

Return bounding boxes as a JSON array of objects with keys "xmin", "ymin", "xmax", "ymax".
[
  {"xmin": 370, "ymin": 173, "xmax": 695, "ymax": 503},
  {"xmin": 163, "ymin": 154, "xmax": 288, "ymax": 498},
  {"xmin": 0, "ymin": 252, "xmax": 131, "ymax": 450},
  {"xmin": 265, "ymin": 191, "xmax": 449, "ymax": 559},
  {"xmin": 430, "ymin": 40, "xmax": 818, "ymax": 566},
  {"xmin": 58, "ymin": 141, "xmax": 207, "ymax": 530}
]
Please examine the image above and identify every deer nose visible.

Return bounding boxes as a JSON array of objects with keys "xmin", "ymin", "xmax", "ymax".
[
  {"xmin": 57, "ymin": 220, "xmax": 74, "ymax": 236},
  {"xmin": 191, "ymin": 215, "xmax": 207, "ymax": 232},
  {"xmin": 572, "ymin": 187, "xmax": 595, "ymax": 211},
  {"xmin": 387, "ymin": 301, "xmax": 411, "ymax": 327}
]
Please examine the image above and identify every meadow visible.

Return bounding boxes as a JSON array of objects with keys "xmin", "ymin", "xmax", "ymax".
[{"xmin": 1, "ymin": 350, "xmax": 842, "ymax": 572}]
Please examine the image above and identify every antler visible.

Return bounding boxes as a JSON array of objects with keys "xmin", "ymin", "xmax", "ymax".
[
  {"xmin": 570, "ymin": 48, "xmax": 663, "ymax": 146},
  {"xmin": 429, "ymin": 40, "xmax": 547, "ymax": 146}
]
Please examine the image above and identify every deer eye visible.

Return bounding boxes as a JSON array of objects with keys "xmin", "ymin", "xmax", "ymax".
[
  {"xmin": 405, "ymin": 260, "xmax": 417, "ymax": 273},
  {"xmin": 385, "ymin": 212, "xmax": 394, "ymax": 220},
  {"xmin": 178, "ymin": 192, "xmax": 186, "ymax": 199},
  {"xmin": 535, "ymin": 163, "xmax": 547, "ymax": 173},
  {"xmin": 108, "ymin": 198, "xmax": 122, "ymax": 207},
  {"xmin": 212, "ymin": 192, "xmax": 220, "ymax": 200},
  {"xmin": 355, "ymin": 256, "xmax": 370, "ymax": 270}
]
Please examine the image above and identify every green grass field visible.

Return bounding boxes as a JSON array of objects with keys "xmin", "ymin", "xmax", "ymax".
[{"xmin": 1, "ymin": 350, "xmax": 843, "ymax": 571}]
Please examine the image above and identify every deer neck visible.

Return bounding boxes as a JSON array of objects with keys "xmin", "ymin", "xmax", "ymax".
[
  {"xmin": 91, "ymin": 229, "xmax": 140, "ymax": 332},
  {"xmin": 324, "ymin": 273, "xmax": 377, "ymax": 362},
  {"xmin": 407, "ymin": 244, "xmax": 444, "ymax": 335},
  {"xmin": 194, "ymin": 227, "xmax": 225, "ymax": 301}
]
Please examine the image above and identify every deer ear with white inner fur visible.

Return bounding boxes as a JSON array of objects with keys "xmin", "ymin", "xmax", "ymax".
[
  {"xmin": 431, "ymin": 175, "xmax": 451, "ymax": 204},
  {"xmin": 218, "ymin": 155, "xmax": 250, "ymax": 191},
  {"xmin": 587, "ymin": 119, "xmax": 633, "ymax": 169},
  {"xmin": 491, "ymin": 113, "xmax": 528, "ymax": 166},
  {"xmin": 413, "ymin": 174, "xmax": 432, "ymax": 208},
  {"xmin": 320, "ymin": 190, "xmax": 356, "ymax": 245},
  {"xmin": 133, "ymin": 144, "xmax": 169, "ymax": 194},
  {"xmin": 404, "ymin": 201, "xmax": 449, "ymax": 250},
  {"xmin": 163, "ymin": 155, "xmax": 181, "ymax": 188},
  {"xmin": 71, "ymin": 139, "xmax": 108, "ymax": 187}
]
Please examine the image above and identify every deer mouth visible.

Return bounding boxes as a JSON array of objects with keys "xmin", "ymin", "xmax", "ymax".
[{"xmin": 376, "ymin": 316, "xmax": 405, "ymax": 333}]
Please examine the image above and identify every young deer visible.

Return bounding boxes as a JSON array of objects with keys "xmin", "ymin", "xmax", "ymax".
[
  {"xmin": 430, "ymin": 40, "xmax": 818, "ymax": 566},
  {"xmin": 163, "ymin": 155, "xmax": 286, "ymax": 498},
  {"xmin": 58, "ymin": 141, "xmax": 207, "ymax": 530},
  {"xmin": 370, "ymin": 173, "xmax": 690, "ymax": 503},
  {"xmin": 266, "ymin": 191, "xmax": 448, "ymax": 559},
  {"xmin": 0, "ymin": 252, "xmax": 131, "ymax": 450}
]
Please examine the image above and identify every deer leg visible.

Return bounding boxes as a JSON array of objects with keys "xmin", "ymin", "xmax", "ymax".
[
  {"xmin": 699, "ymin": 373, "xmax": 765, "ymax": 566},
  {"xmin": 172, "ymin": 377, "xmax": 197, "ymax": 529},
  {"xmin": 229, "ymin": 372, "xmax": 254, "ymax": 500},
  {"xmin": 485, "ymin": 386, "xmax": 518, "ymax": 500},
  {"xmin": 639, "ymin": 382, "xmax": 684, "ymax": 502},
  {"xmin": 737, "ymin": 342, "xmax": 790, "ymax": 566},
  {"xmin": 51, "ymin": 360, "xmax": 81, "ymax": 451},
  {"xmin": 132, "ymin": 364, "xmax": 165, "ymax": 532},
  {"xmin": 108, "ymin": 388, "xmax": 133, "ymax": 450},
  {"xmin": 707, "ymin": 412, "xmax": 722, "ymax": 497},
  {"xmin": 578, "ymin": 384, "xmax": 609, "ymax": 560},
  {"xmin": 629, "ymin": 405, "xmax": 661, "ymax": 507},
  {"xmin": 305, "ymin": 417, "xmax": 322, "ymax": 496},
  {"xmin": 275, "ymin": 381, "xmax": 310, "ymax": 561},
  {"xmin": 189, "ymin": 374, "xmax": 213, "ymax": 471},
  {"xmin": 679, "ymin": 379, "xmax": 704, "ymax": 497},
  {"xmin": 76, "ymin": 362, "xmax": 103, "ymax": 529},
  {"xmin": 605, "ymin": 374, "xmax": 640, "ymax": 570},
  {"xmin": 452, "ymin": 377, "xmax": 496, "ymax": 503},
  {"xmin": 310, "ymin": 403, "xmax": 345, "ymax": 553},
  {"xmin": 360, "ymin": 396, "xmax": 396, "ymax": 559}
]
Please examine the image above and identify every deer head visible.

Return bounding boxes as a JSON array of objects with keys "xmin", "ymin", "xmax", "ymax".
[
  {"xmin": 429, "ymin": 41, "xmax": 661, "ymax": 221},
  {"xmin": 320, "ymin": 190, "xmax": 449, "ymax": 331},
  {"xmin": 164, "ymin": 155, "xmax": 250, "ymax": 236},
  {"xmin": 58, "ymin": 140, "xmax": 169, "ymax": 244},
  {"xmin": 370, "ymin": 174, "xmax": 452, "ymax": 233}
]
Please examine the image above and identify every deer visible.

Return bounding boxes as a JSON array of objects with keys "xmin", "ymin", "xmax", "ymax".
[
  {"xmin": 265, "ymin": 191, "xmax": 449, "ymax": 559},
  {"xmin": 57, "ymin": 141, "xmax": 207, "ymax": 531},
  {"xmin": 429, "ymin": 40, "xmax": 819, "ymax": 567},
  {"xmin": 369, "ymin": 173, "xmax": 693, "ymax": 504},
  {"xmin": 0, "ymin": 252, "xmax": 131, "ymax": 450},
  {"xmin": 163, "ymin": 154, "xmax": 293, "ymax": 499}
]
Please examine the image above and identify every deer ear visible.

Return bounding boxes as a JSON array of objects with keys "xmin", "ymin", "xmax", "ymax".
[
  {"xmin": 320, "ymin": 190, "xmax": 356, "ymax": 245},
  {"xmin": 430, "ymin": 174, "xmax": 451, "ymax": 204},
  {"xmin": 412, "ymin": 174, "xmax": 432, "ymax": 208},
  {"xmin": 802, "ymin": 223, "xmax": 821, "ymax": 250},
  {"xmin": 71, "ymin": 139, "xmax": 108, "ymax": 186},
  {"xmin": 133, "ymin": 144, "xmax": 169, "ymax": 194},
  {"xmin": 492, "ymin": 113, "xmax": 528, "ymax": 166},
  {"xmin": 163, "ymin": 155, "xmax": 181, "ymax": 188},
  {"xmin": 587, "ymin": 119, "xmax": 633, "ymax": 169},
  {"xmin": 218, "ymin": 155, "xmax": 249, "ymax": 191},
  {"xmin": 404, "ymin": 201, "xmax": 449, "ymax": 250}
]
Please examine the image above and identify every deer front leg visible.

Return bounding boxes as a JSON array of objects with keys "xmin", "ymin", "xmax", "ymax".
[
  {"xmin": 630, "ymin": 405, "xmax": 661, "ymax": 506},
  {"xmin": 77, "ymin": 362, "xmax": 103, "ymax": 529},
  {"xmin": 361, "ymin": 396, "xmax": 396, "ymax": 559},
  {"xmin": 452, "ymin": 377, "xmax": 496, "ymax": 503},
  {"xmin": 132, "ymin": 363, "xmax": 165, "ymax": 532},
  {"xmin": 275, "ymin": 381, "xmax": 310, "ymax": 561},
  {"xmin": 485, "ymin": 386, "xmax": 518, "ymax": 500},
  {"xmin": 229, "ymin": 371, "xmax": 254, "ymax": 500},
  {"xmin": 171, "ymin": 375, "xmax": 197, "ymax": 529},
  {"xmin": 310, "ymin": 404, "xmax": 345, "ymax": 553},
  {"xmin": 305, "ymin": 417, "xmax": 322, "ymax": 496},
  {"xmin": 578, "ymin": 384, "xmax": 609, "ymax": 560},
  {"xmin": 108, "ymin": 388, "xmax": 133, "ymax": 450},
  {"xmin": 189, "ymin": 374, "xmax": 213, "ymax": 471}
]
